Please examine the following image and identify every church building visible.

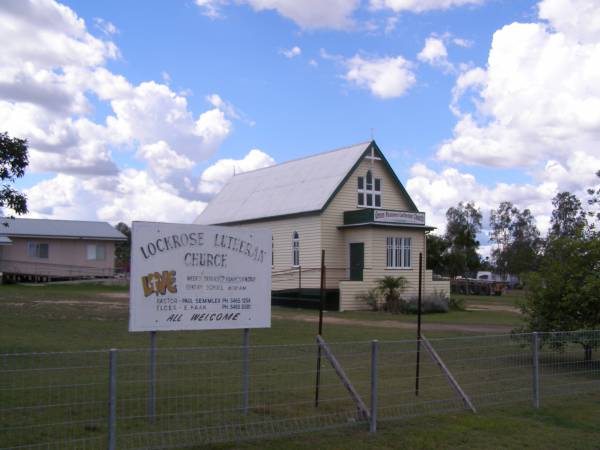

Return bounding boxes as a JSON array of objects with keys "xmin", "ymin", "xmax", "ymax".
[{"xmin": 195, "ymin": 141, "xmax": 449, "ymax": 310}]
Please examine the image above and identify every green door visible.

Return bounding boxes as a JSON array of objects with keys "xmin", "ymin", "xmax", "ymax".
[{"xmin": 349, "ymin": 243, "xmax": 364, "ymax": 281}]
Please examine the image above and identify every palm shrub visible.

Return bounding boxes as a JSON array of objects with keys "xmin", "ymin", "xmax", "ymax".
[{"xmin": 376, "ymin": 275, "xmax": 408, "ymax": 314}]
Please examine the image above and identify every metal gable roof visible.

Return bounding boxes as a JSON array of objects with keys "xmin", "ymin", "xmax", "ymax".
[
  {"xmin": 195, "ymin": 141, "xmax": 372, "ymax": 225},
  {"xmin": 0, "ymin": 218, "xmax": 127, "ymax": 240}
]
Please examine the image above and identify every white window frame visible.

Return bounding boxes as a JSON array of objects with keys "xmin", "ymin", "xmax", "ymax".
[
  {"xmin": 357, "ymin": 170, "xmax": 382, "ymax": 208},
  {"xmin": 292, "ymin": 231, "xmax": 300, "ymax": 267},
  {"xmin": 86, "ymin": 243, "xmax": 106, "ymax": 261},
  {"xmin": 28, "ymin": 242, "xmax": 49, "ymax": 259},
  {"xmin": 386, "ymin": 237, "xmax": 411, "ymax": 269}
]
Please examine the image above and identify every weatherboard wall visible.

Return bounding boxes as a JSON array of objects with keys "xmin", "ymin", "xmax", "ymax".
[
  {"xmin": 320, "ymin": 154, "xmax": 413, "ymax": 291},
  {"xmin": 230, "ymin": 215, "xmax": 322, "ymax": 291},
  {"xmin": 0, "ymin": 238, "xmax": 117, "ymax": 278}
]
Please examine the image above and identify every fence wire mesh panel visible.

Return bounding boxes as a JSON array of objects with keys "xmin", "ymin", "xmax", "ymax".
[
  {"xmin": 0, "ymin": 350, "xmax": 109, "ymax": 449},
  {"xmin": 538, "ymin": 331, "xmax": 600, "ymax": 399},
  {"xmin": 1, "ymin": 331, "xmax": 600, "ymax": 449},
  {"xmin": 114, "ymin": 342, "xmax": 370, "ymax": 449}
]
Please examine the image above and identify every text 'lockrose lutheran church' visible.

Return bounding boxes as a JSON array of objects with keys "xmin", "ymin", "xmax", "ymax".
[{"xmin": 195, "ymin": 140, "xmax": 450, "ymax": 311}]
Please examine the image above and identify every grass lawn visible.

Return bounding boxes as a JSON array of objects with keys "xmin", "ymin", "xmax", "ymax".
[
  {"xmin": 0, "ymin": 282, "xmax": 528, "ymax": 353},
  {"xmin": 209, "ymin": 396, "xmax": 600, "ymax": 450},
  {"xmin": 1, "ymin": 282, "xmax": 597, "ymax": 450}
]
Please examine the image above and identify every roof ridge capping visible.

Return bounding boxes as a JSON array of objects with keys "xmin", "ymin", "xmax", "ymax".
[{"xmin": 230, "ymin": 140, "xmax": 373, "ymax": 178}]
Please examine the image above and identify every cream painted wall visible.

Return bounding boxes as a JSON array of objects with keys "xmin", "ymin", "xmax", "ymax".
[
  {"xmin": 231, "ymin": 215, "xmax": 321, "ymax": 291},
  {"xmin": 320, "ymin": 155, "xmax": 412, "ymax": 289}
]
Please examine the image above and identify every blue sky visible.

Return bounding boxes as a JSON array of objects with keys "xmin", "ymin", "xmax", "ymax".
[{"xmin": 3, "ymin": 0, "xmax": 600, "ymax": 249}]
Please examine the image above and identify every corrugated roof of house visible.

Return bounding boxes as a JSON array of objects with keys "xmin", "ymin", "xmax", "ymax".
[
  {"xmin": 195, "ymin": 141, "xmax": 372, "ymax": 225},
  {"xmin": 0, "ymin": 235, "xmax": 12, "ymax": 245},
  {"xmin": 0, "ymin": 218, "xmax": 127, "ymax": 240}
]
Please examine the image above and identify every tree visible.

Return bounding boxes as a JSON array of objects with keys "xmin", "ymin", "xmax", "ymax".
[
  {"xmin": 548, "ymin": 191, "xmax": 588, "ymax": 240},
  {"xmin": 114, "ymin": 222, "xmax": 131, "ymax": 272},
  {"xmin": 426, "ymin": 233, "xmax": 450, "ymax": 276},
  {"xmin": 444, "ymin": 202, "xmax": 482, "ymax": 278},
  {"xmin": 588, "ymin": 170, "xmax": 600, "ymax": 226},
  {"xmin": 0, "ymin": 132, "xmax": 29, "ymax": 215},
  {"xmin": 520, "ymin": 234, "xmax": 600, "ymax": 361},
  {"xmin": 490, "ymin": 202, "xmax": 542, "ymax": 277}
]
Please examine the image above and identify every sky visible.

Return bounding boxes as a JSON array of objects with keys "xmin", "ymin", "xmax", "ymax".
[{"xmin": 2, "ymin": 0, "xmax": 600, "ymax": 253}]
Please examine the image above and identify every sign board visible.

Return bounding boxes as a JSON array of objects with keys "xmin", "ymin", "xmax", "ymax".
[
  {"xmin": 374, "ymin": 210, "xmax": 426, "ymax": 225},
  {"xmin": 129, "ymin": 221, "xmax": 271, "ymax": 332}
]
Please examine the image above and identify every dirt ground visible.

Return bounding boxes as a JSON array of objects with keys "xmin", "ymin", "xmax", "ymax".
[{"xmin": 272, "ymin": 312, "xmax": 514, "ymax": 333}]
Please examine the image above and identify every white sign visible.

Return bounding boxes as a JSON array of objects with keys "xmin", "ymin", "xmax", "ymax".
[
  {"xmin": 129, "ymin": 222, "xmax": 271, "ymax": 332},
  {"xmin": 373, "ymin": 210, "xmax": 426, "ymax": 225}
]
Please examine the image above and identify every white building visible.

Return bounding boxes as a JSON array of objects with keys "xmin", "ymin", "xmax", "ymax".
[{"xmin": 195, "ymin": 141, "xmax": 449, "ymax": 310}]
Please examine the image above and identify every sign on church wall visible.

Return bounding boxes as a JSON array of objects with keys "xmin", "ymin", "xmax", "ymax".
[{"xmin": 373, "ymin": 210, "xmax": 426, "ymax": 225}]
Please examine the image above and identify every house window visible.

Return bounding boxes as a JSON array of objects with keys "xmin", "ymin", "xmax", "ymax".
[
  {"xmin": 386, "ymin": 237, "xmax": 411, "ymax": 268},
  {"xmin": 358, "ymin": 170, "xmax": 381, "ymax": 207},
  {"xmin": 292, "ymin": 231, "xmax": 300, "ymax": 267},
  {"xmin": 28, "ymin": 242, "xmax": 49, "ymax": 259},
  {"xmin": 86, "ymin": 244, "xmax": 106, "ymax": 261}
]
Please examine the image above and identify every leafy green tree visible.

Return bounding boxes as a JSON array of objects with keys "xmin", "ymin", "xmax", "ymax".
[
  {"xmin": 114, "ymin": 222, "xmax": 131, "ymax": 272},
  {"xmin": 521, "ymin": 234, "xmax": 600, "ymax": 361},
  {"xmin": 548, "ymin": 191, "xmax": 588, "ymax": 240},
  {"xmin": 588, "ymin": 170, "xmax": 600, "ymax": 226},
  {"xmin": 490, "ymin": 202, "xmax": 542, "ymax": 277},
  {"xmin": 426, "ymin": 233, "xmax": 450, "ymax": 276},
  {"xmin": 0, "ymin": 132, "xmax": 29, "ymax": 215},
  {"xmin": 376, "ymin": 275, "xmax": 407, "ymax": 314},
  {"xmin": 444, "ymin": 202, "xmax": 482, "ymax": 277}
]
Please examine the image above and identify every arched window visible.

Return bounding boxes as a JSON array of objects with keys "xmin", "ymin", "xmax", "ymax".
[
  {"xmin": 357, "ymin": 170, "xmax": 381, "ymax": 207},
  {"xmin": 292, "ymin": 231, "xmax": 300, "ymax": 267}
]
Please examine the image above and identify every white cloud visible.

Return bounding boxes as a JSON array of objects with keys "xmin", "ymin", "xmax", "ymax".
[
  {"xmin": 440, "ymin": 1, "xmax": 600, "ymax": 190},
  {"xmin": 24, "ymin": 172, "xmax": 208, "ymax": 224},
  {"xmin": 136, "ymin": 141, "xmax": 195, "ymax": 180},
  {"xmin": 93, "ymin": 17, "xmax": 118, "ymax": 35},
  {"xmin": 344, "ymin": 54, "xmax": 416, "ymax": 99},
  {"xmin": 198, "ymin": 149, "xmax": 276, "ymax": 194},
  {"xmin": 370, "ymin": 0, "xmax": 484, "ymax": 14},
  {"xmin": 194, "ymin": 0, "xmax": 225, "ymax": 19},
  {"xmin": 406, "ymin": 163, "xmax": 561, "ymax": 237},
  {"xmin": 0, "ymin": 0, "xmax": 254, "ymax": 224},
  {"xmin": 452, "ymin": 37, "xmax": 473, "ymax": 47},
  {"xmin": 195, "ymin": 0, "xmax": 359, "ymax": 29},
  {"xmin": 538, "ymin": 0, "xmax": 600, "ymax": 44},
  {"xmin": 417, "ymin": 36, "xmax": 453, "ymax": 71},
  {"xmin": 206, "ymin": 93, "xmax": 254, "ymax": 126},
  {"xmin": 281, "ymin": 46, "xmax": 302, "ymax": 59}
]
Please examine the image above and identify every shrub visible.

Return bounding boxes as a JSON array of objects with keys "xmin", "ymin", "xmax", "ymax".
[
  {"xmin": 448, "ymin": 294, "xmax": 465, "ymax": 311},
  {"xmin": 401, "ymin": 292, "xmax": 449, "ymax": 314},
  {"xmin": 356, "ymin": 288, "xmax": 382, "ymax": 311},
  {"xmin": 376, "ymin": 276, "xmax": 408, "ymax": 315}
]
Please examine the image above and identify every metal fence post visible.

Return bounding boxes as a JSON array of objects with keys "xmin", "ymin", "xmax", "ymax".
[
  {"xmin": 108, "ymin": 349, "xmax": 117, "ymax": 450},
  {"xmin": 148, "ymin": 331, "xmax": 157, "ymax": 423},
  {"xmin": 532, "ymin": 332, "xmax": 540, "ymax": 409},
  {"xmin": 242, "ymin": 328, "xmax": 250, "ymax": 415},
  {"xmin": 370, "ymin": 340, "xmax": 379, "ymax": 433}
]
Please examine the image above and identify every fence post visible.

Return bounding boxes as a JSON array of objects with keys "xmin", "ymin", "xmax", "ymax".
[
  {"xmin": 108, "ymin": 349, "xmax": 117, "ymax": 450},
  {"xmin": 242, "ymin": 328, "xmax": 250, "ymax": 415},
  {"xmin": 370, "ymin": 340, "xmax": 379, "ymax": 433},
  {"xmin": 532, "ymin": 332, "xmax": 540, "ymax": 409},
  {"xmin": 148, "ymin": 331, "xmax": 157, "ymax": 423}
]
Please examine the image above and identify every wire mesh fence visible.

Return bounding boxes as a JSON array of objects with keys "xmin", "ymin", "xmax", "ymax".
[{"xmin": 1, "ymin": 330, "xmax": 599, "ymax": 449}]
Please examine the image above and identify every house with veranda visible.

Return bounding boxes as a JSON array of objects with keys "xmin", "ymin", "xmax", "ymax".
[{"xmin": 195, "ymin": 140, "xmax": 450, "ymax": 311}]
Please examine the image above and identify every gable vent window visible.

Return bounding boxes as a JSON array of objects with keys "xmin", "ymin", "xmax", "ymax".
[
  {"xmin": 292, "ymin": 231, "xmax": 300, "ymax": 267},
  {"xmin": 357, "ymin": 170, "xmax": 381, "ymax": 208}
]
